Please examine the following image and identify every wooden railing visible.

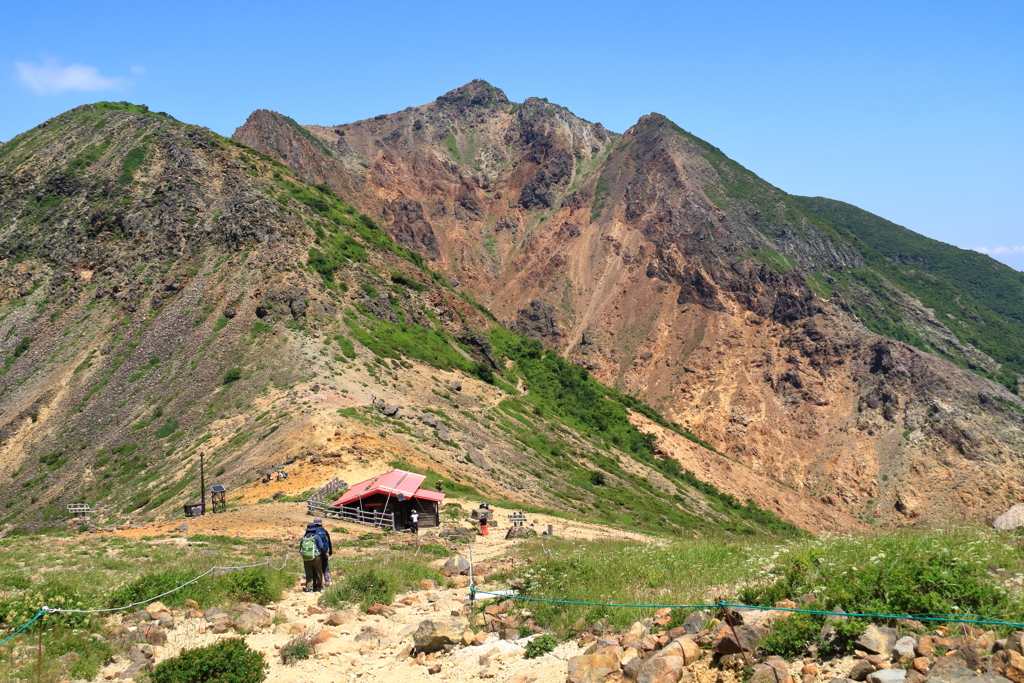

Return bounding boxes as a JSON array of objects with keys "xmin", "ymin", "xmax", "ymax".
[{"xmin": 307, "ymin": 499, "xmax": 395, "ymax": 529}]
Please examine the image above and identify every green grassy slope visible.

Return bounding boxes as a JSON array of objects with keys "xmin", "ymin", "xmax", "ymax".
[{"xmin": 797, "ymin": 196, "xmax": 1024, "ymax": 391}]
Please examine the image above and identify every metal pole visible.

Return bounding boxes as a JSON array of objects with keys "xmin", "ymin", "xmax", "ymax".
[
  {"xmin": 37, "ymin": 611, "xmax": 43, "ymax": 683},
  {"xmin": 200, "ymin": 451, "xmax": 206, "ymax": 515},
  {"xmin": 468, "ymin": 547, "xmax": 476, "ymax": 613},
  {"xmin": 722, "ymin": 602, "xmax": 749, "ymax": 667}
]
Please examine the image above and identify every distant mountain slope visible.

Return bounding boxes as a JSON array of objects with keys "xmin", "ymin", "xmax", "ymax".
[
  {"xmin": 234, "ymin": 80, "xmax": 1024, "ymax": 528},
  {"xmin": 796, "ymin": 196, "xmax": 1024, "ymax": 391},
  {"xmin": 0, "ymin": 102, "xmax": 838, "ymax": 538}
]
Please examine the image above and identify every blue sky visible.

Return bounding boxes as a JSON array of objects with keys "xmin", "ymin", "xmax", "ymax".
[{"xmin": 2, "ymin": 0, "xmax": 1022, "ymax": 270}]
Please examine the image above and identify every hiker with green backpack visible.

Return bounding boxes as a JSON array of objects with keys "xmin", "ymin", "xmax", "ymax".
[{"xmin": 298, "ymin": 521, "xmax": 327, "ymax": 592}]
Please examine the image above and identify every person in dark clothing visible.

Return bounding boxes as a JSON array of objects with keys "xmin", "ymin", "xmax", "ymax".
[
  {"xmin": 434, "ymin": 480, "xmax": 443, "ymax": 493},
  {"xmin": 410, "ymin": 510, "xmax": 419, "ymax": 535},
  {"xmin": 298, "ymin": 522, "xmax": 327, "ymax": 592},
  {"xmin": 312, "ymin": 517, "xmax": 333, "ymax": 586}
]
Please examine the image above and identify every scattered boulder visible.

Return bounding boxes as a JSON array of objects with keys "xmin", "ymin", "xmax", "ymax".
[
  {"xmin": 994, "ymin": 505, "xmax": 1024, "ymax": 532},
  {"xmin": 325, "ymin": 610, "xmax": 356, "ymax": 627},
  {"xmin": 635, "ymin": 646, "xmax": 685, "ymax": 683},
  {"xmin": 442, "ymin": 553, "xmax": 472, "ymax": 576},
  {"xmin": 437, "ymin": 423, "xmax": 451, "ymax": 442},
  {"xmin": 857, "ymin": 624, "xmax": 898, "ymax": 655},
  {"xmin": 894, "ymin": 636, "xmax": 918, "ymax": 663},
  {"xmin": 750, "ymin": 658, "xmax": 795, "ymax": 683},
  {"xmin": 413, "ymin": 616, "xmax": 470, "ymax": 653},
  {"xmin": 505, "ymin": 526, "xmax": 538, "ymax": 540},
  {"xmin": 713, "ymin": 622, "xmax": 764, "ymax": 655},
  {"xmin": 849, "ymin": 660, "xmax": 875, "ymax": 682},
  {"xmin": 682, "ymin": 610, "xmax": 711, "ymax": 634},
  {"xmin": 993, "ymin": 649, "xmax": 1024, "ymax": 683},
  {"xmin": 468, "ymin": 445, "xmax": 492, "ymax": 471},
  {"xmin": 233, "ymin": 604, "xmax": 271, "ymax": 632},
  {"xmin": 867, "ymin": 671, "xmax": 907, "ymax": 683},
  {"xmin": 117, "ymin": 659, "xmax": 153, "ymax": 680},
  {"xmin": 138, "ymin": 622, "xmax": 166, "ymax": 646},
  {"xmin": 567, "ymin": 646, "xmax": 623, "ymax": 683},
  {"xmin": 448, "ymin": 380, "xmax": 462, "ymax": 392}
]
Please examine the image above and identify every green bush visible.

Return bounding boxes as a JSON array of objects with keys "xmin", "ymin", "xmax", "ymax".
[
  {"xmin": 223, "ymin": 367, "xmax": 242, "ymax": 384},
  {"xmin": 322, "ymin": 560, "xmax": 442, "ymax": 611},
  {"xmin": 150, "ymin": 638, "xmax": 267, "ymax": 683},
  {"xmin": 279, "ymin": 634, "xmax": 313, "ymax": 664},
  {"xmin": 106, "ymin": 567, "xmax": 283, "ymax": 609},
  {"xmin": 589, "ymin": 470, "xmax": 606, "ymax": 486},
  {"xmin": 155, "ymin": 418, "xmax": 179, "ymax": 438},
  {"xmin": 525, "ymin": 633, "xmax": 557, "ymax": 658}
]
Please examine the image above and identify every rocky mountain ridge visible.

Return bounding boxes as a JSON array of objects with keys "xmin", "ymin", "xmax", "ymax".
[
  {"xmin": 0, "ymin": 101, "xmax": 848, "ymax": 536},
  {"xmin": 233, "ymin": 80, "xmax": 1024, "ymax": 527}
]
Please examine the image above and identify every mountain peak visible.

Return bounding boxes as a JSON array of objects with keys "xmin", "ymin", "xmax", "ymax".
[{"xmin": 435, "ymin": 79, "xmax": 509, "ymax": 108}]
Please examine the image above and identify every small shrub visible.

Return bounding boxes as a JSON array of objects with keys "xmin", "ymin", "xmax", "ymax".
[
  {"xmin": 280, "ymin": 634, "xmax": 313, "ymax": 664},
  {"xmin": 150, "ymin": 638, "xmax": 267, "ymax": 683},
  {"xmin": 589, "ymin": 471, "xmax": 606, "ymax": 486},
  {"xmin": 155, "ymin": 418, "xmax": 179, "ymax": 438},
  {"xmin": 525, "ymin": 633, "xmax": 557, "ymax": 659},
  {"xmin": 223, "ymin": 367, "xmax": 242, "ymax": 384}
]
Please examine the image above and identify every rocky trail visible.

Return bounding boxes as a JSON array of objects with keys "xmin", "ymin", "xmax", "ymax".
[
  {"xmin": 88, "ymin": 549, "xmax": 1024, "ymax": 683},
  {"xmin": 75, "ymin": 505, "xmax": 1024, "ymax": 683}
]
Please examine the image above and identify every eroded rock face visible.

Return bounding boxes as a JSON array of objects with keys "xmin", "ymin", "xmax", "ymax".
[{"xmin": 234, "ymin": 82, "xmax": 1024, "ymax": 529}]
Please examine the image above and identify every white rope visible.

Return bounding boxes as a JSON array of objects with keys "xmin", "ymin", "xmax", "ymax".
[{"xmin": 46, "ymin": 557, "xmax": 291, "ymax": 614}]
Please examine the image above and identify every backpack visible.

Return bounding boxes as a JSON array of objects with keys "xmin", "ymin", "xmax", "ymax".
[{"xmin": 299, "ymin": 534, "xmax": 320, "ymax": 561}]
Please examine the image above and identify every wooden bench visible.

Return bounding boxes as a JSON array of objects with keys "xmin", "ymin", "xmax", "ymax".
[{"xmin": 508, "ymin": 512, "xmax": 527, "ymax": 527}]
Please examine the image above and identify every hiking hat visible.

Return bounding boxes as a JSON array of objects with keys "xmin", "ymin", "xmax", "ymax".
[{"xmin": 313, "ymin": 517, "xmax": 323, "ymax": 525}]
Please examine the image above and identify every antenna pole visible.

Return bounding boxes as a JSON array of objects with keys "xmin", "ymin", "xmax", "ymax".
[{"xmin": 200, "ymin": 451, "xmax": 206, "ymax": 515}]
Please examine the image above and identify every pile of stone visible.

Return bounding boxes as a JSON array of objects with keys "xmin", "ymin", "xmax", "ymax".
[{"xmin": 561, "ymin": 599, "xmax": 1024, "ymax": 683}]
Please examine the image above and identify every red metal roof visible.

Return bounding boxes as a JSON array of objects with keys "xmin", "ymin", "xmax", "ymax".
[
  {"xmin": 332, "ymin": 470, "xmax": 444, "ymax": 506},
  {"xmin": 413, "ymin": 488, "xmax": 446, "ymax": 503}
]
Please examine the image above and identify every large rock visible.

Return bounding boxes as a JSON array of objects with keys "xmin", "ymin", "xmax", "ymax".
[
  {"xmin": 567, "ymin": 648, "xmax": 623, "ymax": 683},
  {"xmin": 993, "ymin": 505, "xmax": 1024, "ymax": 531},
  {"xmin": 325, "ymin": 610, "xmax": 356, "ymax": 627},
  {"xmin": 468, "ymin": 445, "xmax": 493, "ymax": 471},
  {"xmin": 849, "ymin": 660, "xmax": 875, "ymax": 682},
  {"xmin": 505, "ymin": 526, "xmax": 538, "ymax": 540},
  {"xmin": 682, "ymin": 610, "xmax": 711, "ymax": 634},
  {"xmin": 994, "ymin": 649, "xmax": 1024, "ymax": 683},
  {"xmin": 713, "ymin": 622, "xmax": 764, "ymax": 654},
  {"xmin": 635, "ymin": 652, "xmax": 686, "ymax": 683},
  {"xmin": 117, "ymin": 659, "xmax": 153, "ymax": 680},
  {"xmin": 138, "ymin": 622, "xmax": 166, "ymax": 646},
  {"xmin": 675, "ymin": 637, "xmax": 702, "ymax": 665},
  {"xmin": 437, "ymin": 423, "xmax": 450, "ymax": 441},
  {"xmin": 925, "ymin": 654, "xmax": 973, "ymax": 682},
  {"xmin": 894, "ymin": 636, "xmax": 919, "ymax": 663},
  {"xmin": 750, "ymin": 658, "xmax": 795, "ymax": 683},
  {"xmin": 857, "ymin": 624, "xmax": 898, "ymax": 655},
  {"xmin": 442, "ymin": 553, "xmax": 471, "ymax": 576},
  {"xmin": 868, "ymin": 671, "xmax": 907, "ymax": 683},
  {"xmin": 413, "ymin": 616, "xmax": 470, "ymax": 653},
  {"xmin": 233, "ymin": 604, "xmax": 272, "ymax": 631}
]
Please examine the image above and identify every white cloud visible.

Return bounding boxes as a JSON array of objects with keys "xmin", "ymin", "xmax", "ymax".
[
  {"xmin": 15, "ymin": 60, "xmax": 128, "ymax": 95},
  {"xmin": 975, "ymin": 246, "xmax": 1024, "ymax": 256}
]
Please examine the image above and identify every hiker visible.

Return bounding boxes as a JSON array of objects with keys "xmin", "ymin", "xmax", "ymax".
[
  {"xmin": 298, "ymin": 521, "xmax": 327, "ymax": 592},
  {"xmin": 312, "ymin": 517, "xmax": 333, "ymax": 586},
  {"xmin": 479, "ymin": 515, "xmax": 489, "ymax": 536},
  {"xmin": 434, "ymin": 480, "xmax": 443, "ymax": 493},
  {"xmin": 479, "ymin": 501, "xmax": 490, "ymax": 510},
  {"xmin": 410, "ymin": 510, "xmax": 419, "ymax": 535}
]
